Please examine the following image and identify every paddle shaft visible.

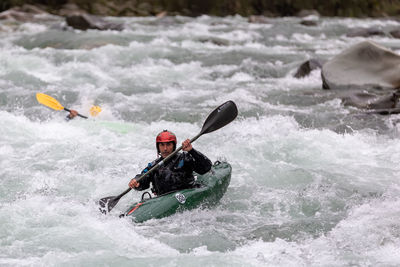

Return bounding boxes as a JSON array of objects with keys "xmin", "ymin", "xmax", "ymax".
[{"xmin": 64, "ymin": 107, "xmax": 88, "ymax": 119}]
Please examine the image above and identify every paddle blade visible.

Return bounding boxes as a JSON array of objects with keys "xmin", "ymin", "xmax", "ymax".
[
  {"xmin": 36, "ymin": 93, "xmax": 64, "ymax": 111},
  {"xmin": 99, "ymin": 196, "xmax": 121, "ymax": 214},
  {"xmin": 200, "ymin": 100, "xmax": 238, "ymax": 135},
  {"xmin": 98, "ymin": 188, "xmax": 132, "ymax": 214},
  {"xmin": 90, "ymin": 105, "xmax": 102, "ymax": 117}
]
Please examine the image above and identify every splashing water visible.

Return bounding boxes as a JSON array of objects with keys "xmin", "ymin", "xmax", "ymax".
[{"xmin": 1, "ymin": 15, "xmax": 400, "ymax": 266}]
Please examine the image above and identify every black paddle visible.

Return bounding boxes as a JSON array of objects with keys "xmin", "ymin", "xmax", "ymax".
[{"xmin": 98, "ymin": 100, "xmax": 238, "ymax": 214}]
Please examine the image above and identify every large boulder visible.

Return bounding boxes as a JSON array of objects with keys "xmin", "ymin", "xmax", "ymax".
[{"xmin": 321, "ymin": 41, "xmax": 400, "ymax": 90}]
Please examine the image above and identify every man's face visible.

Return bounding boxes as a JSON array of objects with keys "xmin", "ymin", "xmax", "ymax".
[{"xmin": 158, "ymin": 142, "xmax": 174, "ymax": 158}]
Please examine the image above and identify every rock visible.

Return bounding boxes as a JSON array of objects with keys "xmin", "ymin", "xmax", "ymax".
[
  {"xmin": 66, "ymin": 14, "xmax": 123, "ymax": 31},
  {"xmin": 19, "ymin": 4, "xmax": 47, "ymax": 15},
  {"xmin": 341, "ymin": 91, "xmax": 400, "ymax": 109},
  {"xmin": 390, "ymin": 29, "xmax": 400, "ymax": 38},
  {"xmin": 117, "ymin": 7, "xmax": 137, "ymax": 17},
  {"xmin": 197, "ymin": 37, "xmax": 229, "ymax": 46},
  {"xmin": 90, "ymin": 3, "xmax": 111, "ymax": 16},
  {"xmin": 368, "ymin": 91, "xmax": 400, "ymax": 109},
  {"xmin": 0, "ymin": 9, "xmax": 34, "ymax": 21},
  {"xmin": 300, "ymin": 20, "xmax": 318, "ymax": 26},
  {"xmin": 321, "ymin": 41, "xmax": 400, "ymax": 90},
  {"xmin": 341, "ymin": 91, "xmax": 376, "ymax": 109},
  {"xmin": 59, "ymin": 3, "xmax": 87, "ymax": 17},
  {"xmin": 248, "ymin": 15, "xmax": 270, "ymax": 24},
  {"xmin": 137, "ymin": 2, "xmax": 152, "ymax": 16},
  {"xmin": 296, "ymin": 9, "xmax": 320, "ymax": 17},
  {"xmin": 156, "ymin": 11, "xmax": 168, "ymax": 18},
  {"xmin": 294, "ymin": 59, "xmax": 324, "ymax": 78},
  {"xmin": 104, "ymin": 1, "xmax": 130, "ymax": 16},
  {"xmin": 367, "ymin": 108, "xmax": 400, "ymax": 115},
  {"xmin": 0, "ymin": 4, "xmax": 55, "ymax": 23},
  {"xmin": 102, "ymin": 1, "xmax": 138, "ymax": 17},
  {"xmin": 346, "ymin": 27, "xmax": 386, "ymax": 37}
]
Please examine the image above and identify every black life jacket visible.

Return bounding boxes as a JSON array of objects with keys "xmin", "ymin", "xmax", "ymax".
[{"xmin": 134, "ymin": 149, "xmax": 212, "ymax": 195}]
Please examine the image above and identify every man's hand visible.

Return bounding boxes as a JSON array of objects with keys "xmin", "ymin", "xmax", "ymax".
[
  {"xmin": 69, "ymin": 110, "xmax": 78, "ymax": 118},
  {"xmin": 129, "ymin": 179, "xmax": 140, "ymax": 188},
  {"xmin": 182, "ymin": 139, "xmax": 193, "ymax": 152}
]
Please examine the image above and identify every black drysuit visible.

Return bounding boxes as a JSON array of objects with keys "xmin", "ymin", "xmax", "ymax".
[{"xmin": 134, "ymin": 149, "xmax": 212, "ymax": 195}]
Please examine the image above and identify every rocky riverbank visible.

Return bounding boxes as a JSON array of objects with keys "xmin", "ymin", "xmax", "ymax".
[{"xmin": 1, "ymin": 0, "xmax": 400, "ymax": 18}]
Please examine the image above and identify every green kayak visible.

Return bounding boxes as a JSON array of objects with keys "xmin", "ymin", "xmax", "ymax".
[{"xmin": 122, "ymin": 161, "xmax": 231, "ymax": 223}]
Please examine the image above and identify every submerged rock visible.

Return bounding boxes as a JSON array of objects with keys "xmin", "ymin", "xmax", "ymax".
[
  {"xmin": 197, "ymin": 37, "xmax": 229, "ymax": 46},
  {"xmin": 321, "ymin": 41, "xmax": 400, "ymax": 90},
  {"xmin": 346, "ymin": 27, "xmax": 386, "ymax": 37}
]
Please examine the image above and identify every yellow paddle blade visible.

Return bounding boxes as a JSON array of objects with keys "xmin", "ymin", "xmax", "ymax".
[
  {"xmin": 36, "ymin": 93, "xmax": 64, "ymax": 111},
  {"xmin": 90, "ymin": 105, "xmax": 102, "ymax": 116}
]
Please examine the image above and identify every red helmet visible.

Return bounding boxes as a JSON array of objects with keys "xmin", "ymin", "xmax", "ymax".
[{"xmin": 156, "ymin": 130, "xmax": 177, "ymax": 153}]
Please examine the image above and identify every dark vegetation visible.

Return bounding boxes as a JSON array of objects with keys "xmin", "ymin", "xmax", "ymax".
[{"xmin": 1, "ymin": 0, "xmax": 400, "ymax": 17}]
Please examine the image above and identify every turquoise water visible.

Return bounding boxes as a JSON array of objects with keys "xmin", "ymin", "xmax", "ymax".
[{"xmin": 1, "ymin": 14, "xmax": 400, "ymax": 266}]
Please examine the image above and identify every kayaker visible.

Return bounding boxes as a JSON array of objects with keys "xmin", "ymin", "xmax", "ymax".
[
  {"xmin": 65, "ymin": 109, "xmax": 78, "ymax": 121},
  {"xmin": 128, "ymin": 130, "xmax": 212, "ymax": 196}
]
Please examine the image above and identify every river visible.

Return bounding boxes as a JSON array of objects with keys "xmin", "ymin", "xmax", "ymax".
[{"xmin": 1, "ymin": 14, "xmax": 400, "ymax": 266}]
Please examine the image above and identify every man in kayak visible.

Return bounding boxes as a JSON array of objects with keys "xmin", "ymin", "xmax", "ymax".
[
  {"xmin": 65, "ymin": 106, "xmax": 101, "ymax": 120},
  {"xmin": 128, "ymin": 130, "xmax": 212, "ymax": 196}
]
